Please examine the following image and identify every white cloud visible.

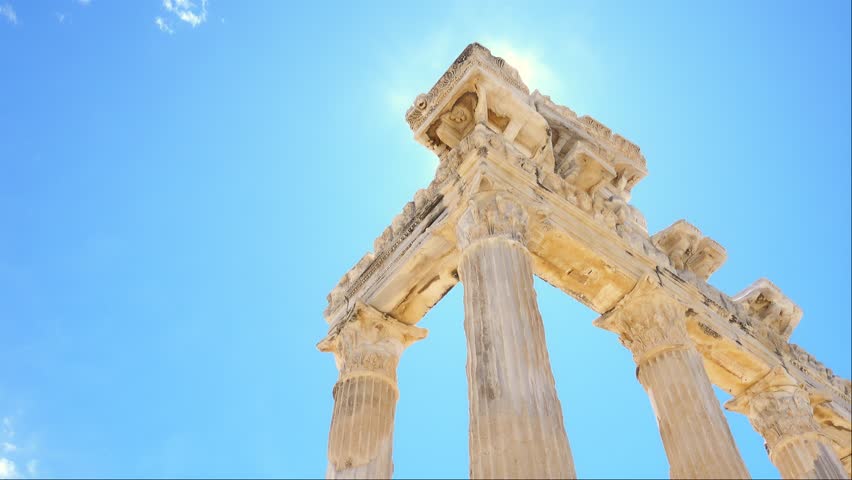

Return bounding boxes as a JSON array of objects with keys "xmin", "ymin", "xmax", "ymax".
[
  {"xmin": 0, "ymin": 458, "xmax": 17, "ymax": 480},
  {"xmin": 154, "ymin": 16, "xmax": 173, "ymax": 34},
  {"xmin": 0, "ymin": 417, "xmax": 36, "ymax": 480},
  {"xmin": 55, "ymin": 12, "xmax": 66, "ymax": 23},
  {"xmin": 0, "ymin": 3, "xmax": 17, "ymax": 25},
  {"xmin": 77, "ymin": 0, "xmax": 91, "ymax": 5},
  {"xmin": 161, "ymin": 0, "xmax": 207, "ymax": 27}
]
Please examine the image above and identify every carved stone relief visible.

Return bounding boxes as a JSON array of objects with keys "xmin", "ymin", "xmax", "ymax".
[
  {"xmin": 733, "ymin": 278, "xmax": 803, "ymax": 341},
  {"xmin": 652, "ymin": 220, "xmax": 727, "ymax": 280}
]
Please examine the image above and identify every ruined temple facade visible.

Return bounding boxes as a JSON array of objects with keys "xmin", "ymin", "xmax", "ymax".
[{"xmin": 318, "ymin": 43, "xmax": 852, "ymax": 479}]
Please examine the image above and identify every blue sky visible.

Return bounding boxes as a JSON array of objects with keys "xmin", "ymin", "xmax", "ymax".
[{"xmin": 0, "ymin": 1, "xmax": 849, "ymax": 478}]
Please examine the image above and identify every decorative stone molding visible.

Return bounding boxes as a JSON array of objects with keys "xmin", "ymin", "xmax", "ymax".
[
  {"xmin": 434, "ymin": 92, "xmax": 477, "ymax": 149},
  {"xmin": 593, "ymin": 275, "xmax": 691, "ymax": 364},
  {"xmin": 733, "ymin": 278, "xmax": 803, "ymax": 341},
  {"xmin": 652, "ymin": 219, "xmax": 727, "ymax": 280},
  {"xmin": 323, "ymin": 190, "xmax": 445, "ymax": 322},
  {"xmin": 456, "ymin": 190, "xmax": 529, "ymax": 250},
  {"xmin": 532, "ymin": 92, "xmax": 647, "ymax": 168},
  {"xmin": 558, "ymin": 141, "xmax": 617, "ymax": 194},
  {"xmin": 405, "ymin": 43, "xmax": 528, "ymax": 132}
]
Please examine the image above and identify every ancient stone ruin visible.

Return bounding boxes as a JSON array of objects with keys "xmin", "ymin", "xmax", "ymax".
[{"xmin": 318, "ymin": 43, "xmax": 852, "ymax": 479}]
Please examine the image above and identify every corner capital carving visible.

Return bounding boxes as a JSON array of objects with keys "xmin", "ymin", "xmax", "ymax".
[
  {"xmin": 456, "ymin": 190, "xmax": 529, "ymax": 250},
  {"xmin": 725, "ymin": 366, "xmax": 822, "ymax": 451},
  {"xmin": 732, "ymin": 278, "xmax": 802, "ymax": 340},
  {"xmin": 318, "ymin": 301, "xmax": 427, "ymax": 381},
  {"xmin": 593, "ymin": 274, "xmax": 691, "ymax": 364}
]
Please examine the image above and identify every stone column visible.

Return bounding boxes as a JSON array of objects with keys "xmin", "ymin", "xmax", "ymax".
[
  {"xmin": 456, "ymin": 190, "xmax": 576, "ymax": 479},
  {"xmin": 318, "ymin": 301, "xmax": 427, "ymax": 479},
  {"xmin": 726, "ymin": 367, "xmax": 849, "ymax": 479},
  {"xmin": 594, "ymin": 276, "xmax": 750, "ymax": 479}
]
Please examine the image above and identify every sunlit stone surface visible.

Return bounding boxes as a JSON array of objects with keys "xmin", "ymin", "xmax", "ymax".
[
  {"xmin": 457, "ymin": 190, "xmax": 575, "ymax": 479},
  {"xmin": 319, "ymin": 43, "xmax": 851, "ymax": 479}
]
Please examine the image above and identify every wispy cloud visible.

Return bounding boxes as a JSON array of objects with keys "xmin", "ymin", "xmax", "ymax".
[
  {"xmin": 55, "ymin": 12, "xmax": 66, "ymax": 23},
  {"xmin": 156, "ymin": 0, "xmax": 207, "ymax": 33},
  {"xmin": 154, "ymin": 16, "xmax": 173, "ymax": 34},
  {"xmin": 0, "ymin": 417, "xmax": 36, "ymax": 480},
  {"xmin": 0, "ymin": 3, "xmax": 17, "ymax": 25},
  {"xmin": 77, "ymin": 0, "xmax": 91, "ymax": 5},
  {"xmin": 0, "ymin": 458, "xmax": 18, "ymax": 479}
]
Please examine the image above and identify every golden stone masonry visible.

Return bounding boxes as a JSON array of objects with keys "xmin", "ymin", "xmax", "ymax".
[{"xmin": 318, "ymin": 43, "xmax": 851, "ymax": 480}]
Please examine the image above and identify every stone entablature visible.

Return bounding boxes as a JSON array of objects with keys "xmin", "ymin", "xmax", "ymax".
[{"xmin": 320, "ymin": 43, "xmax": 851, "ymax": 479}]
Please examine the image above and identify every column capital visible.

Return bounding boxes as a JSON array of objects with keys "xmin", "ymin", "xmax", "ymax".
[
  {"xmin": 593, "ymin": 274, "xmax": 691, "ymax": 364},
  {"xmin": 456, "ymin": 190, "xmax": 529, "ymax": 250},
  {"xmin": 318, "ymin": 301, "xmax": 427, "ymax": 384},
  {"xmin": 725, "ymin": 366, "xmax": 823, "ymax": 452}
]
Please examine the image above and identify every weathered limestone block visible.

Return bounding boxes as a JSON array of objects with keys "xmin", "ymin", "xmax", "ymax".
[
  {"xmin": 318, "ymin": 302, "xmax": 427, "ymax": 479},
  {"xmin": 726, "ymin": 367, "xmax": 849, "ymax": 479},
  {"xmin": 733, "ymin": 278, "xmax": 803, "ymax": 341},
  {"xmin": 407, "ymin": 43, "xmax": 550, "ymax": 163},
  {"xmin": 594, "ymin": 276, "xmax": 750, "ymax": 479},
  {"xmin": 651, "ymin": 220, "xmax": 727, "ymax": 280},
  {"xmin": 811, "ymin": 396, "xmax": 852, "ymax": 478},
  {"xmin": 457, "ymin": 190, "xmax": 576, "ymax": 479},
  {"xmin": 530, "ymin": 90, "xmax": 647, "ymax": 201},
  {"xmin": 557, "ymin": 140, "xmax": 616, "ymax": 195}
]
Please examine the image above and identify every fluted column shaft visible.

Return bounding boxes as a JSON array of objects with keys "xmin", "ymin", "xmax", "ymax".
[
  {"xmin": 318, "ymin": 301, "xmax": 427, "ymax": 479},
  {"xmin": 457, "ymin": 191, "xmax": 575, "ymax": 479},
  {"xmin": 594, "ymin": 276, "xmax": 750, "ymax": 479},
  {"xmin": 726, "ymin": 367, "xmax": 848, "ymax": 479},
  {"xmin": 639, "ymin": 346, "xmax": 749, "ymax": 478}
]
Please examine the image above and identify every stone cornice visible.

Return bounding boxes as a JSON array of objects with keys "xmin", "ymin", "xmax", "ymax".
[
  {"xmin": 532, "ymin": 91, "xmax": 647, "ymax": 171},
  {"xmin": 405, "ymin": 43, "xmax": 529, "ymax": 132}
]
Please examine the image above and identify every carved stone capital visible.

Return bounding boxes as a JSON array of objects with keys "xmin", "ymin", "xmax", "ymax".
[
  {"xmin": 456, "ymin": 190, "xmax": 529, "ymax": 250},
  {"xmin": 726, "ymin": 366, "xmax": 823, "ymax": 451},
  {"xmin": 593, "ymin": 275, "xmax": 691, "ymax": 364},
  {"xmin": 733, "ymin": 278, "xmax": 803, "ymax": 340},
  {"xmin": 318, "ymin": 301, "xmax": 427, "ymax": 384}
]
